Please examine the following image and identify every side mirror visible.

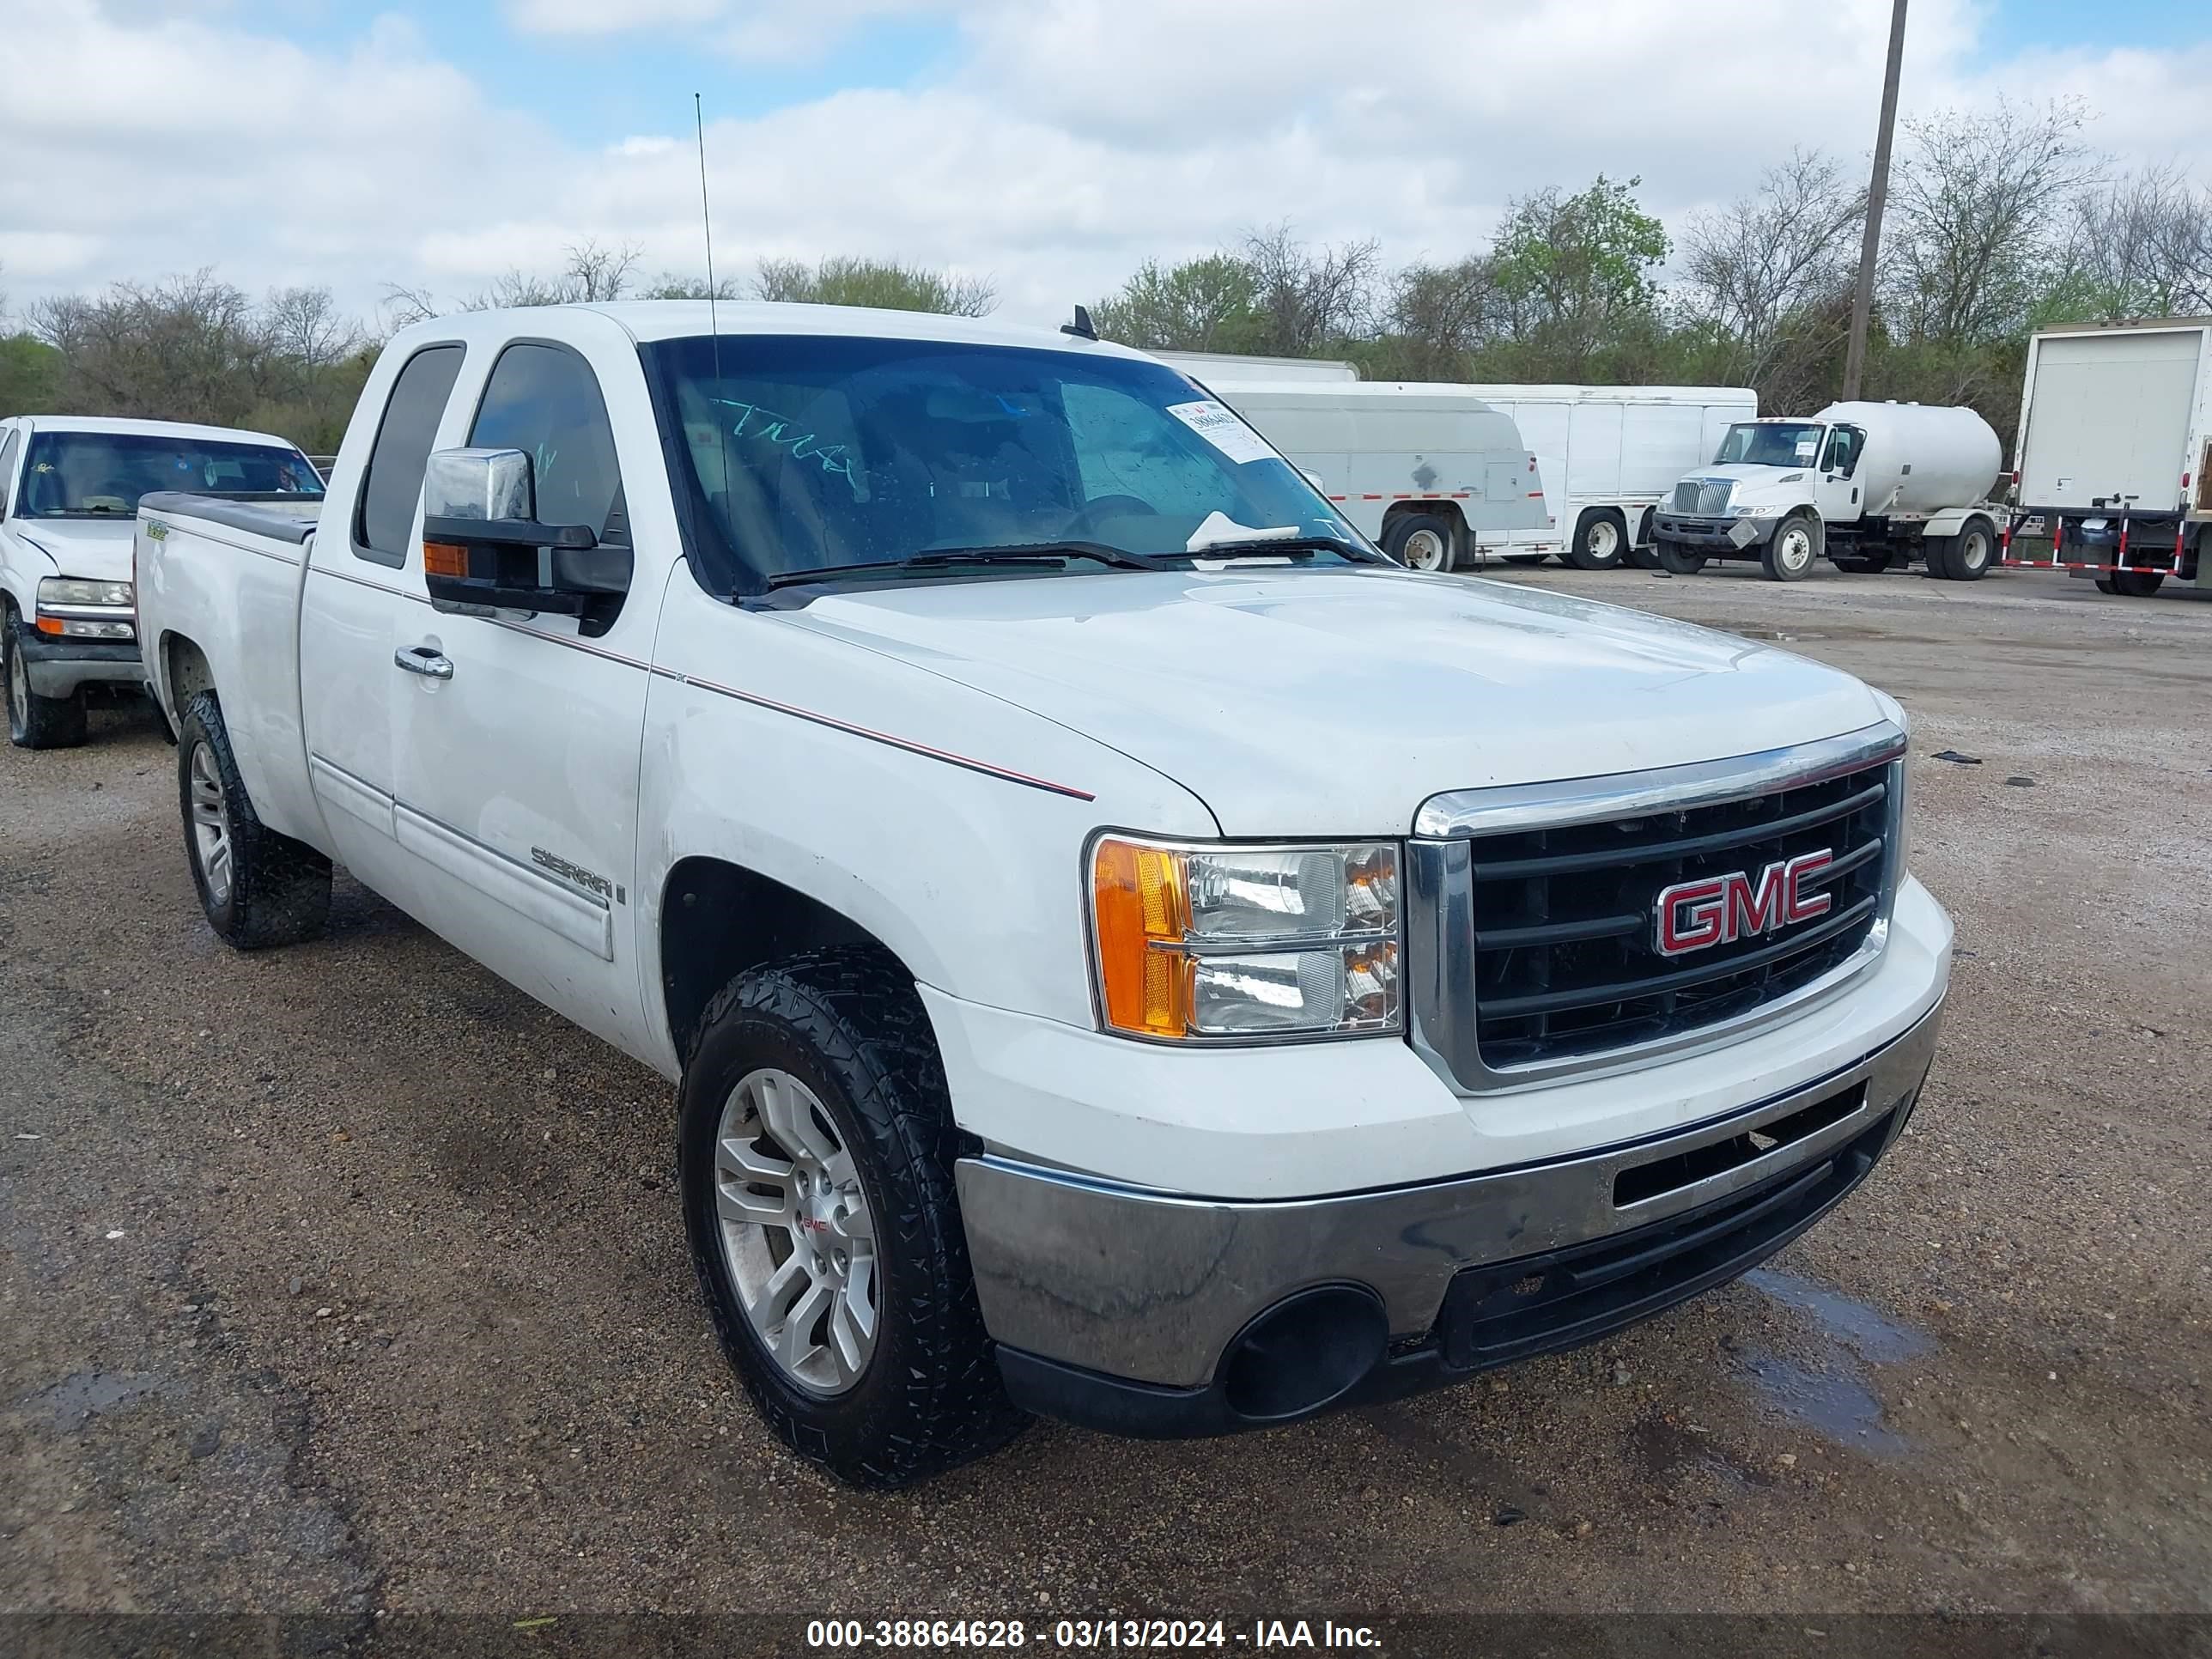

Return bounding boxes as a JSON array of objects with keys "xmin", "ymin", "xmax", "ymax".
[{"xmin": 419, "ymin": 447, "xmax": 631, "ymax": 635}]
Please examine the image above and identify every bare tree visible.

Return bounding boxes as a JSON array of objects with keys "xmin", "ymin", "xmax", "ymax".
[
  {"xmin": 560, "ymin": 237, "xmax": 641, "ymax": 302},
  {"xmin": 1380, "ymin": 256, "xmax": 1501, "ymax": 380},
  {"xmin": 261, "ymin": 286, "xmax": 360, "ymax": 368},
  {"xmin": 1678, "ymin": 150, "xmax": 1863, "ymax": 383},
  {"xmin": 1886, "ymin": 100, "xmax": 2100, "ymax": 344},
  {"xmin": 1241, "ymin": 225, "xmax": 1380, "ymax": 356},
  {"xmin": 638, "ymin": 271, "xmax": 744, "ymax": 300},
  {"xmin": 29, "ymin": 270, "xmax": 267, "ymax": 424},
  {"xmin": 2057, "ymin": 166, "xmax": 2212, "ymax": 319}
]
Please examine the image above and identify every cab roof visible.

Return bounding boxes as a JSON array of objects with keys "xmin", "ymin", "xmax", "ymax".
[
  {"xmin": 392, "ymin": 299, "xmax": 1161, "ymax": 362},
  {"xmin": 6, "ymin": 414, "xmax": 303, "ymax": 448}
]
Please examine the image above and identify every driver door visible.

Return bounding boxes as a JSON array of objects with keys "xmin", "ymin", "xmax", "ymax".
[{"xmin": 1815, "ymin": 425, "xmax": 1865, "ymax": 522}]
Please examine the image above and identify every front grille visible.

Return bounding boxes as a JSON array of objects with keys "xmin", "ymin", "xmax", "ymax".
[
  {"xmin": 1671, "ymin": 479, "xmax": 1733, "ymax": 516},
  {"xmin": 1462, "ymin": 757, "xmax": 1893, "ymax": 1069}
]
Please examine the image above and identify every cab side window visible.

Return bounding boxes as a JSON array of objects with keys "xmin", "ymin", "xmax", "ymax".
[
  {"xmin": 1822, "ymin": 426, "xmax": 1864, "ymax": 478},
  {"xmin": 467, "ymin": 343, "xmax": 629, "ymax": 545},
  {"xmin": 0, "ymin": 430, "xmax": 20, "ymax": 517},
  {"xmin": 356, "ymin": 344, "xmax": 466, "ymax": 566}
]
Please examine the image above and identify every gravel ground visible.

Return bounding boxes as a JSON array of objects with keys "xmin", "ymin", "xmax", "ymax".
[{"xmin": 3, "ymin": 560, "xmax": 2209, "ymax": 1627}]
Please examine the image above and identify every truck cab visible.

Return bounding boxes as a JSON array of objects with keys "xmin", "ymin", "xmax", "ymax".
[{"xmin": 1650, "ymin": 418, "xmax": 1867, "ymax": 580}]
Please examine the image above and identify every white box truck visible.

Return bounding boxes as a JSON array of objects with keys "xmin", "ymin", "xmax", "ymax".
[
  {"xmin": 1204, "ymin": 380, "xmax": 1557, "ymax": 570},
  {"xmin": 1651, "ymin": 402, "xmax": 2005, "ymax": 582},
  {"xmin": 2010, "ymin": 318, "xmax": 2212, "ymax": 597},
  {"xmin": 1459, "ymin": 385, "xmax": 1758, "ymax": 570}
]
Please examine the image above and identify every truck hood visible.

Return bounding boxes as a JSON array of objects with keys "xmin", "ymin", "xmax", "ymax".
[
  {"xmin": 776, "ymin": 568, "xmax": 1891, "ymax": 836},
  {"xmin": 9, "ymin": 519, "xmax": 136, "ymax": 582}
]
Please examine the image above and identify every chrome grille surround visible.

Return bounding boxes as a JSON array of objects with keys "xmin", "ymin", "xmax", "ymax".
[{"xmin": 1406, "ymin": 723, "xmax": 1909, "ymax": 1095}]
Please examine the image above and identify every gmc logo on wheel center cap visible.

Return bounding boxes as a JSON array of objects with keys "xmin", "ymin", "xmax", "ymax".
[{"xmin": 1655, "ymin": 849, "xmax": 1835, "ymax": 957}]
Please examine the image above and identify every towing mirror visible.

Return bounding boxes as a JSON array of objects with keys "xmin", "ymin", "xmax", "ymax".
[{"xmin": 419, "ymin": 447, "xmax": 631, "ymax": 635}]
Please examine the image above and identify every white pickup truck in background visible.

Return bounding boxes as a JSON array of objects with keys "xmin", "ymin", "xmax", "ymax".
[
  {"xmin": 133, "ymin": 301, "xmax": 1951, "ymax": 1488},
  {"xmin": 0, "ymin": 414, "xmax": 322, "ymax": 747}
]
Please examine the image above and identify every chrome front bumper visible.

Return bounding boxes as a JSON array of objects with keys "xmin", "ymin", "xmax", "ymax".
[{"xmin": 957, "ymin": 998, "xmax": 1942, "ymax": 1425}]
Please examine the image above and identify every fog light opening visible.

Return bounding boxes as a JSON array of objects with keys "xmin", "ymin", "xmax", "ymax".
[{"xmin": 1218, "ymin": 1285, "xmax": 1387, "ymax": 1423}]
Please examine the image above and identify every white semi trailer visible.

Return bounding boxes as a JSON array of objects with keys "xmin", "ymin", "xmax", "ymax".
[
  {"xmin": 2011, "ymin": 318, "xmax": 2212, "ymax": 598},
  {"xmin": 1650, "ymin": 402, "xmax": 2004, "ymax": 581},
  {"xmin": 1206, "ymin": 379, "xmax": 1557, "ymax": 570}
]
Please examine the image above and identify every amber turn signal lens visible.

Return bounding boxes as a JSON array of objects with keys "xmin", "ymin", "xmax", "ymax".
[
  {"xmin": 1092, "ymin": 838, "xmax": 1192, "ymax": 1037},
  {"xmin": 422, "ymin": 540, "xmax": 470, "ymax": 579}
]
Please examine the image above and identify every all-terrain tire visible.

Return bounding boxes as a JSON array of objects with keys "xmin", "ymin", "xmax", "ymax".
[
  {"xmin": 4, "ymin": 611, "xmax": 89, "ymax": 750},
  {"xmin": 176, "ymin": 690, "xmax": 332, "ymax": 948},
  {"xmin": 680, "ymin": 947, "xmax": 1027, "ymax": 1488}
]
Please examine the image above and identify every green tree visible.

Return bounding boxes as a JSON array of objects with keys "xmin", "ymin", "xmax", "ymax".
[
  {"xmin": 753, "ymin": 256, "xmax": 996, "ymax": 316},
  {"xmin": 1489, "ymin": 174, "xmax": 1670, "ymax": 378},
  {"xmin": 0, "ymin": 331, "xmax": 64, "ymax": 414},
  {"xmin": 1091, "ymin": 253, "xmax": 1265, "ymax": 353}
]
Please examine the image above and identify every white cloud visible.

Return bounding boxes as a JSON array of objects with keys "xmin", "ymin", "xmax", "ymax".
[{"xmin": 3, "ymin": 0, "xmax": 2210, "ymax": 334}]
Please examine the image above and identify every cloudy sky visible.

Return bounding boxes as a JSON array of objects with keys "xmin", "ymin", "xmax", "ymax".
[{"xmin": 3, "ymin": 0, "xmax": 2209, "ymax": 331}]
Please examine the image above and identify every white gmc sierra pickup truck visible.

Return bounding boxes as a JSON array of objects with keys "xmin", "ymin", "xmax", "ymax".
[{"xmin": 133, "ymin": 301, "xmax": 1951, "ymax": 1488}]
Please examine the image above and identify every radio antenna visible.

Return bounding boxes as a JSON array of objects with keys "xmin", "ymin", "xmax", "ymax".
[{"xmin": 694, "ymin": 91, "xmax": 733, "ymax": 512}]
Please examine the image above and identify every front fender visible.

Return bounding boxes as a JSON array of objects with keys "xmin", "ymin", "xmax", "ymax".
[{"xmin": 632, "ymin": 584, "xmax": 1218, "ymax": 1074}]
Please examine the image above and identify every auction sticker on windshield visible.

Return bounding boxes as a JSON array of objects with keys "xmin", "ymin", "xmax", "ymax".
[{"xmin": 1167, "ymin": 400, "xmax": 1277, "ymax": 465}]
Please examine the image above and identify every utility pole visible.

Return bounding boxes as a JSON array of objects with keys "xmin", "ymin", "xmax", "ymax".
[{"xmin": 1842, "ymin": 0, "xmax": 1908, "ymax": 401}]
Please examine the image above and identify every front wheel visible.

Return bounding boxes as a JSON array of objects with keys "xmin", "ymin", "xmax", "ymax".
[
  {"xmin": 1762, "ymin": 514, "xmax": 1822, "ymax": 580},
  {"xmin": 1654, "ymin": 539, "xmax": 1706, "ymax": 575},
  {"xmin": 176, "ymin": 691, "xmax": 332, "ymax": 948},
  {"xmin": 1566, "ymin": 508, "xmax": 1629, "ymax": 571},
  {"xmin": 681, "ymin": 949, "xmax": 1026, "ymax": 1488},
  {"xmin": 4, "ymin": 612, "xmax": 89, "ymax": 750}
]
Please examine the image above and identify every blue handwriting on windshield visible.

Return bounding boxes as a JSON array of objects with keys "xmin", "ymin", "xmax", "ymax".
[{"xmin": 714, "ymin": 398, "xmax": 861, "ymax": 494}]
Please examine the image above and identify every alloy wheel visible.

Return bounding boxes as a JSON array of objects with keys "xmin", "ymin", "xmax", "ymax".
[
  {"xmin": 713, "ymin": 1066, "xmax": 879, "ymax": 1395},
  {"xmin": 187, "ymin": 742, "xmax": 234, "ymax": 908}
]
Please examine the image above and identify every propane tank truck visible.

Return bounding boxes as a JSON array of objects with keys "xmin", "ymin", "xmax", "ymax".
[{"xmin": 1649, "ymin": 401, "xmax": 2004, "ymax": 582}]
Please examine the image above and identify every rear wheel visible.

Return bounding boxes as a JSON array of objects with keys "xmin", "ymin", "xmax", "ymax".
[
  {"xmin": 1930, "ymin": 520, "xmax": 1994, "ymax": 581},
  {"xmin": 1654, "ymin": 539, "xmax": 1707, "ymax": 576},
  {"xmin": 681, "ymin": 949, "xmax": 1025, "ymax": 1487},
  {"xmin": 1762, "ymin": 514, "xmax": 1822, "ymax": 580},
  {"xmin": 4, "ymin": 611, "xmax": 89, "ymax": 750},
  {"xmin": 2100, "ymin": 568, "xmax": 2166, "ymax": 598},
  {"xmin": 176, "ymin": 691, "xmax": 332, "ymax": 948},
  {"xmin": 1383, "ymin": 511, "xmax": 1458, "ymax": 573},
  {"xmin": 1626, "ymin": 543, "xmax": 1661, "ymax": 570},
  {"xmin": 1565, "ymin": 507, "xmax": 1629, "ymax": 571}
]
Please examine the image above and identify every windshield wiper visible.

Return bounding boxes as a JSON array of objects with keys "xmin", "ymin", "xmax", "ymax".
[
  {"xmin": 1178, "ymin": 534, "xmax": 1389, "ymax": 566},
  {"xmin": 766, "ymin": 541, "xmax": 1170, "ymax": 587}
]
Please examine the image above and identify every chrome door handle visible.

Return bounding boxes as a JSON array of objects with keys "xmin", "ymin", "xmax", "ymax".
[{"xmin": 394, "ymin": 646, "xmax": 453, "ymax": 680}]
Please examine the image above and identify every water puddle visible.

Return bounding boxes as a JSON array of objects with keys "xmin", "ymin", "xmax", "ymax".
[
  {"xmin": 1742, "ymin": 1267, "xmax": 1933, "ymax": 1364},
  {"xmin": 1735, "ymin": 1269, "xmax": 1931, "ymax": 1458},
  {"xmin": 31, "ymin": 1370, "xmax": 170, "ymax": 1430}
]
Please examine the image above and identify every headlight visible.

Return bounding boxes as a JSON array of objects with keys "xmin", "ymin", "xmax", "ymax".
[
  {"xmin": 39, "ymin": 577, "xmax": 134, "ymax": 608},
  {"xmin": 1089, "ymin": 837, "xmax": 1401, "ymax": 1041},
  {"xmin": 35, "ymin": 576, "xmax": 136, "ymax": 640},
  {"xmin": 1730, "ymin": 503, "xmax": 1788, "ymax": 519}
]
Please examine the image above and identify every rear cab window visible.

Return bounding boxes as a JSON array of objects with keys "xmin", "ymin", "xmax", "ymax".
[{"xmin": 356, "ymin": 344, "xmax": 467, "ymax": 566}]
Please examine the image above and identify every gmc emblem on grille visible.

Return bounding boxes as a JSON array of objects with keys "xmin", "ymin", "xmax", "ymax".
[{"xmin": 1655, "ymin": 849, "xmax": 1835, "ymax": 957}]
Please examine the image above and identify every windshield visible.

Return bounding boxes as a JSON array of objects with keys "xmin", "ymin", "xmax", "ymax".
[
  {"xmin": 17, "ymin": 431, "xmax": 324, "ymax": 518},
  {"xmin": 641, "ymin": 334, "xmax": 1368, "ymax": 586},
  {"xmin": 1712, "ymin": 422, "xmax": 1826, "ymax": 468}
]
